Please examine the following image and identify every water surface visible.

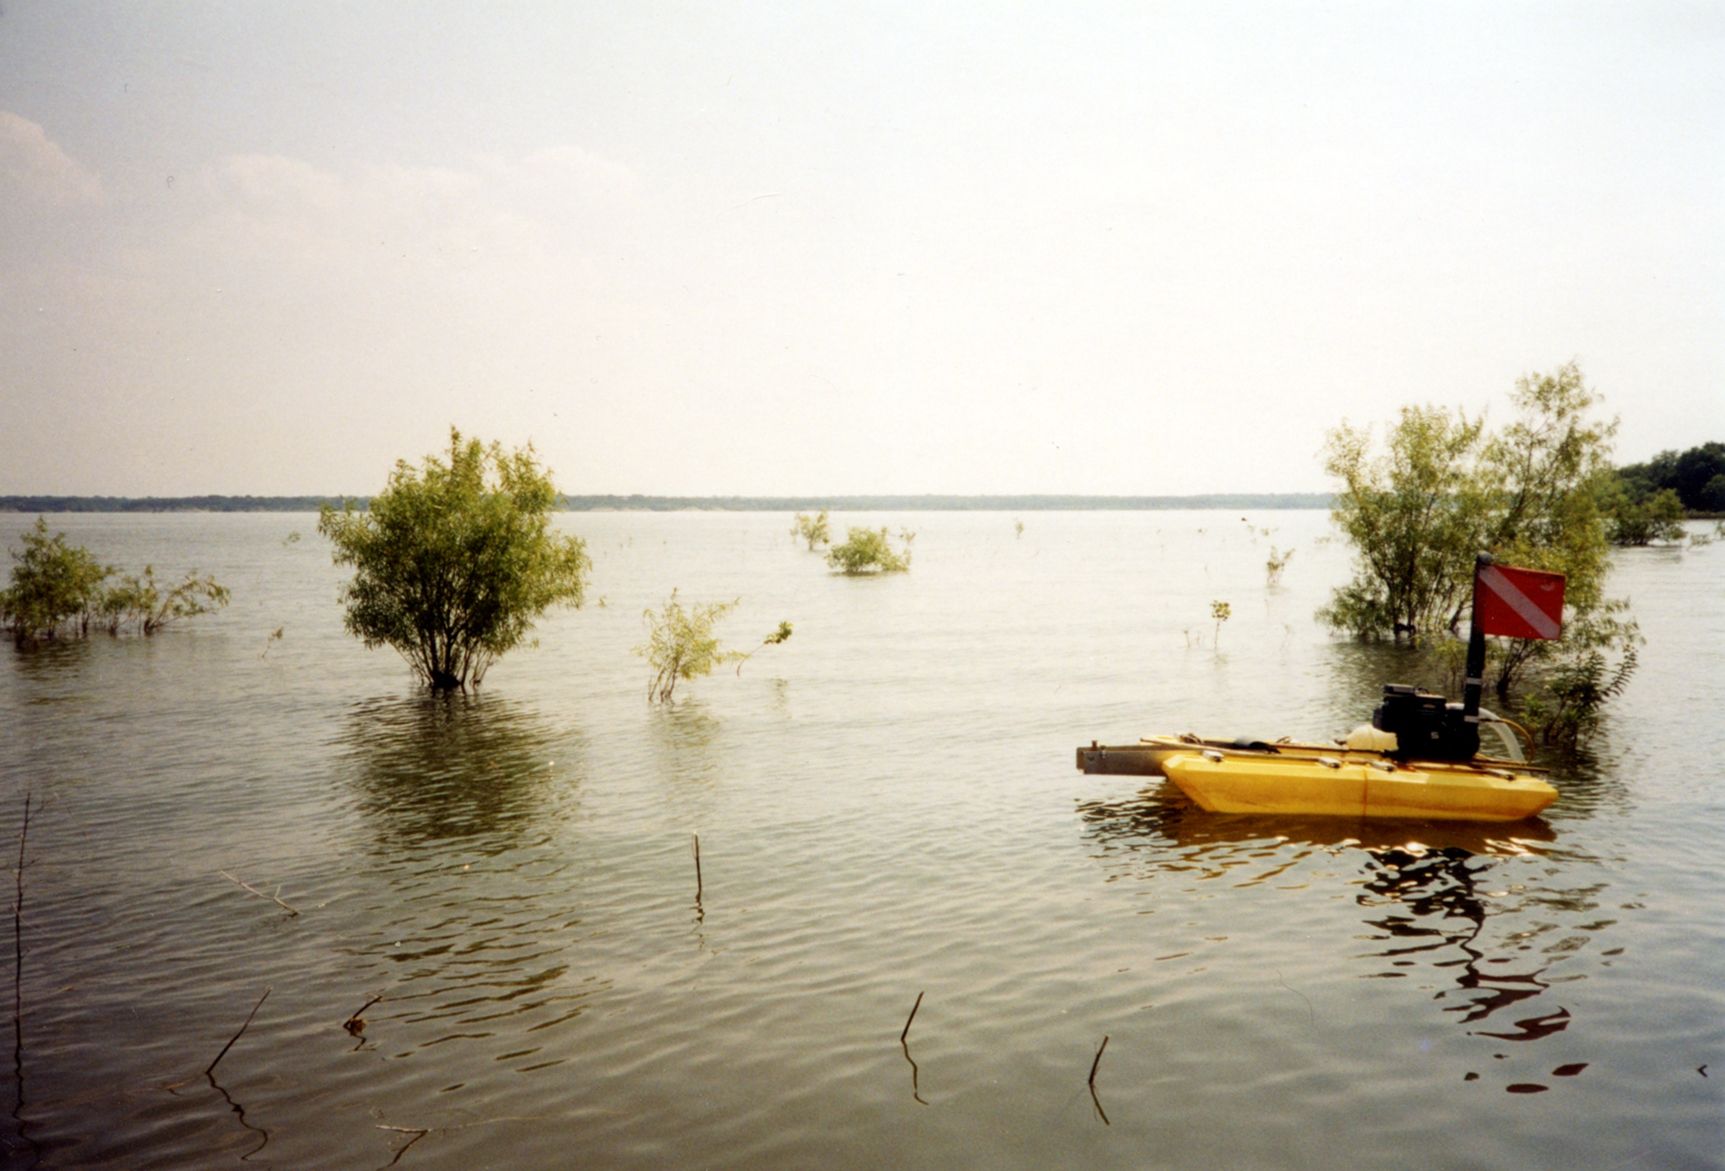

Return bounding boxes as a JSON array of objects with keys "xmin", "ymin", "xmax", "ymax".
[{"xmin": 2, "ymin": 511, "xmax": 1720, "ymax": 1168}]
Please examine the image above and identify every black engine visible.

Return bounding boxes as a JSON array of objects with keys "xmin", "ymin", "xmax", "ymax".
[{"xmin": 1371, "ymin": 684, "xmax": 1480, "ymax": 762}]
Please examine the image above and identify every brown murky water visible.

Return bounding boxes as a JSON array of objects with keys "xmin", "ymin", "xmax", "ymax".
[{"xmin": 2, "ymin": 510, "xmax": 1720, "ymax": 1168}]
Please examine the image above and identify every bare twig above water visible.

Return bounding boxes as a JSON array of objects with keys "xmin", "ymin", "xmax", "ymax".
[
  {"xmin": 1088, "ymin": 1034, "xmax": 1111, "ymax": 1125},
  {"xmin": 900, "ymin": 991, "xmax": 924, "ymax": 1044},
  {"xmin": 218, "ymin": 870, "xmax": 299, "ymax": 917},
  {"xmin": 11, "ymin": 792, "xmax": 39, "ymax": 1161},
  {"xmin": 378, "ymin": 1125, "xmax": 429, "ymax": 1168},
  {"xmin": 692, "ymin": 833, "xmax": 703, "ymax": 906},
  {"xmin": 206, "ymin": 986, "xmax": 271, "ymax": 1077},
  {"xmin": 895, "ymin": 989, "xmax": 930, "ymax": 1104},
  {"xmin": 1088, "ymin": 1034, "xmax": 1109, "ymax": 1086},
  {"xmin": 13, "ymin": 792, "xmax": 31, "ymax": 1026},
  {"xmin": 344, "ymin": 994, "xmax": 384, "ymax": 1037},
  {"xmin": 374, "ymin": 1115, "xmax": 552, "ymax": 1169}
]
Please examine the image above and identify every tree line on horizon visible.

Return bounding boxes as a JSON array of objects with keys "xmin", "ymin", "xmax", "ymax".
[
  {"xmin": 7, "ymin": 443, "xmax": 1722, "ymax": 518},
  {"xmin": 0, "ymin": 491, "xmax": 1338, "ymax": 513}
]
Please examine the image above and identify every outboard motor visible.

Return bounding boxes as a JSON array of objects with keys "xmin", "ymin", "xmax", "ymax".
[{"xmin": 1371, "ymin": 684, "xmax": 1480, "ymax": 762}]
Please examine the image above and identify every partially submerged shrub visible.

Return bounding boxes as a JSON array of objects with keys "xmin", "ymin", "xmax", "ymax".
[
  {"xmin": 2, "ymin": 518, "xmax": 111, "ymax": 643},
  {"xmin": 102, "ymin": 566, "xmax": 231, "ymax": 635},
  {"xmin": 3, "ymin": 517, "xmax": 228, "ymax": 647},
  {"xmin": 791, "ymin": 511, "xmax": 830, "ymax": 551},
  {"xmin": 826, "ymin": 527, "xmax": 912, "ymax": 575},
  {"xmin": 638, "ymin": 591, "xmax": 742, "ymax": 703},
  {"xmin": 1265, "ymin": 545, "xmax": 1294, "ymax": 588}
]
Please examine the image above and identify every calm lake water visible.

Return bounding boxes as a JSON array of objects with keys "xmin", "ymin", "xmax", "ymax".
[{"xmin": 2, "ymin": 510, "xmax": 1721, "ymax": 1169}]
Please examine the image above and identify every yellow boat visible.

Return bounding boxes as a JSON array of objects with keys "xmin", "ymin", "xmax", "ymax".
[{"xmin": 1159, "ymin": 749, "xmax": 1556, "ymax": 822}]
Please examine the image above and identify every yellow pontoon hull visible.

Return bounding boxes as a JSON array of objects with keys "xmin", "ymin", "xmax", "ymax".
[{"xmin": 1160, "ymin": 751, "xmax": 1556, "ymax": 822}]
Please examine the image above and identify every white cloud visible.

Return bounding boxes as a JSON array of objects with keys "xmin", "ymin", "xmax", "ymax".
[{"xmin": 0, "ymin": 111, "xmax": 102, "ymax": 206}]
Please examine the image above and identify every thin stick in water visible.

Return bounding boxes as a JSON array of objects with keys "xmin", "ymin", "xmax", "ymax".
[
  {"xmin": 13, "ymin": 792, "xmax": 34, "ymax": 1151},
  {"xmin": 1088, "ymin": 1034, "xmax": 1109, "ymax": 1087},
  {"xmin": 218, "ymin": 870, "xmax": 299, "ymax": 917},
  {"xmin": 205, "ymin": 986, "xmax": 271, "ymax": 1077},
  {"xmin": 692, "ymin": 833, "xmax": 702, "ymax": 904},
  {"xmin": 900, "ymin": 991, "xmax": 924, "ymax": 1044}
]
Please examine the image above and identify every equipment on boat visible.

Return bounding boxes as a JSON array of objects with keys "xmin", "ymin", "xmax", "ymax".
[
  {"xmin": 1372, "ymin": 684, "xmax": 1478, "ymax": 761},
  {"xmin": 1074, "ymin": 554, "xmax": 1566, "ymax": 822}
]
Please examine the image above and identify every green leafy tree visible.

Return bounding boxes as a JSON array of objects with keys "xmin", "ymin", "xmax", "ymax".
[
  {"xmin": 637, "ymin": 590, "xmax": 742, "ymax": 702},
  {"xmin": 1703, "ymin": 475, "xmax": 1725, "ymax": 513},
  {"xmin": 1321, "ymin": 364, "xmax": 1639, "ymax": 742},
  {"xmin": 826, "ymin": 526, "xmax": 912, "ymax": 575},
  {"xmin": 1672, "ymin": 442, "xmax": 1725, "ymax": 509},
  {"xmin": 1319, "ymin": 404, "xmax": 1490, "ymax": 641},
  {"xmin": 318, "ymin": 429, "xmax": 590, "ymax": 690},
  {"xmin": 1603, "ymin": 484, "xmax": 1687, "ymax": 546},
  {"xmin": 1615, "ymin": 441, "xmax": 1725, "ymax": 511},
  {"xmin": 3, "ymin": 518, "xmax": 114, "ymax": 645},
  {"xmin": 1472, "ymin": 364, "xmax": 1622, "ymax": 696},
  {"xmin": 791, "ymin": 510, "xmax": 830, "ymax": 551}
]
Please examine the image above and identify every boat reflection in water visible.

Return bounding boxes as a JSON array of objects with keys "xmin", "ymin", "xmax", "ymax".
[{"xmin": 1076, "ymin": 786, "xmax": 1608, "ymax": 1090}]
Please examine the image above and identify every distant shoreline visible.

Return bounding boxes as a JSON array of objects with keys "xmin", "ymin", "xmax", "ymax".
[{"xmin": 2, "ymin": 492, "xmax": 1334, "ymax": 513}]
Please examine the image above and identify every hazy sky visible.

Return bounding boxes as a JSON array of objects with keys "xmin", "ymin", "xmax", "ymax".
[{"xmin": 2, "ymin": 3, "xmax": 1720, "ymax": 497}]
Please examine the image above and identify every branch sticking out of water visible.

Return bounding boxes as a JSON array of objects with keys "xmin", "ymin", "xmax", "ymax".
[
  {"xmin": 218, "ymin": 869, "xmax": 299, "ymax": 917},
  {"xmin": 206, "ymin": 986, "xmax": 271, "ymax": 1077},
  {"xmin": 12, "ymin": 792, "xmax": 39, "ymax": 1161},
  {"xmin": 379, "ymin": 1125, "xmax": 430, "ymax": 1167},
  {"xmin": 692, "ymin": 833, "xmax": 703, "ymax": 906},
  {"xmin": 344, "ymin": 994, "xmax": 384, "ymax": 1037},
  {"xmin": 900, "ymin": 990, "xmax": 924, "ymax": 1044},
  {"xmin": 1088, "ymin": 1034, "xmax": 1111, "ymax": 1125},
  {"xmin": 1088, "ymin": 1034, "xmax": 1109, "ymax": 1086}
]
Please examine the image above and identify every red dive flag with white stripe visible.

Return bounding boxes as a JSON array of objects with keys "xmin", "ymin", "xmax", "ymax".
[{"xmin": 1475, "ymin": 563, "xmax": 1565, "ymax": 640}]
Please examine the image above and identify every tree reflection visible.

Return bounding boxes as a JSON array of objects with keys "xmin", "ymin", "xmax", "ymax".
[
  {"xmin": 1078, "ymin": 788, "xmax": 1599, "ymax": 1044},
  {"xmin": 1357, "ymin": 845, "xmax": 1570, "ymax": 1037},
  {"xmin": 646, "ymin": 699, "xmax": 722, "ymax": 787},
  {"xmin": 338, "ymin": 692, "xmax": 577, "ymax": 848}
]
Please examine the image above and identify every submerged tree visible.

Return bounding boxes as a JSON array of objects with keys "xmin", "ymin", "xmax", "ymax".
[
  {"xmin": 1264, "ymin": 545, "xmax": 1295, "ymax": 588},
  {"xmin": 637, "ymin": 594, "xmax": 792, "ymax": 701},
  {"xmin": 2, "ymin": 518, "xmax": 112, "ymax": 644},
  {"xmin": 1320, "ymin": 363, "xmax": 1640, "ymax": 742},
  {"xmin": 826, "ymin": 526, "xmax": 912, "ymax": 575},
  {"xmin": 791, "ymin": 510, "xmax": 830, "ymax": 551},
  {"xmin": 3, "ymin": 518, "xmax": 229, "ymax": 647},
  {"xmin": 637, "ymin": 590, "xmax": 741, "ymax": 703},
  {"xmin": 101, "ymin": 566, "xmax": 231, "ymax": 635},
  {"xmin": 319, "ymin": 429, "xmax": 590, "ymax": 690},
  {"xmin": 1603, "ymin": 484, "xmax": 1687, "ymax": 546}
]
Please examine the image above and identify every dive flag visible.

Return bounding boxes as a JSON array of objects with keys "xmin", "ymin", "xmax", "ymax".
[{"xmin": 1475, "ymin": 563, "xmax": 1565, "ymax": 641}]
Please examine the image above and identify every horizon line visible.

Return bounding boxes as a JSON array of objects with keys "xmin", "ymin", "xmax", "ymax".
[{"xmin": 3, "ymin": 491, "xmax": 1335, "ymax": 513}]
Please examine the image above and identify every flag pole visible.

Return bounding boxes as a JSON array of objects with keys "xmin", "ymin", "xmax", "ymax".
[{"xmin": 1462, "ymin": 552, "xmax": 1491, "ymax": 729}]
